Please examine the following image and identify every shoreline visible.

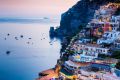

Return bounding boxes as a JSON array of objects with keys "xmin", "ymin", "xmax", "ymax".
[{"xmin": 38, "ymin": 2, "xmax": 120, "ymax": 80}]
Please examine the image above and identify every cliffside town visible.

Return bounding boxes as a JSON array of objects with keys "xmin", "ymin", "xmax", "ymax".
[
  {"xmin": 50, "ymin": 0, "xmax": 120, "ymax": 37},
  {"xmin": 38, "ymin": 1, "xmax": 120, "ymax": 80}
]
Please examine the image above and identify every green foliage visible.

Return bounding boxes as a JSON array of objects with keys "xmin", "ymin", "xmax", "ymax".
[
  {"xmin": 62, "ymin": 56, "xmax": 69, "ymax": 61},
  {"xmin": 111, "ymin": 50, "xmax": 120, "ymax": 59},
  {"xmin": 78, "ymin": 25, "xmax": 84, "ymax": 31},
  {"xmin": 72, "ymin": 25, "xmax": 84, "ymax": 37},
  {"xmin": 92, "ymin": 36, "xmax": 98, "ymax": 42},
  {"xmin": 61, "ymin": 53, "xmax": 69, "ymax": 61},
  {"xmin": 98, "ymin": 54, "xmax": 110, "ymax": 58},
  {"xmin": 115, "ymin": 62, "xmax": 120, "ymax": 69},
  {"xmin": 66, "ymin": 50, "xmax": 75, "ymax": 55},
  {"xmin": 114, "ymin": 8, "xmax": 120, "ymax": 15},
  {"xmin": 99, "ymin": 50, "xmax": 120, "ymax": 59},
  {"xmin": 60, "ymin": 25, "xmax": 85, "ymax": 53},
  {"xmin": 60, "ymin": 68, "xmax": 74, "ymax": 76}
]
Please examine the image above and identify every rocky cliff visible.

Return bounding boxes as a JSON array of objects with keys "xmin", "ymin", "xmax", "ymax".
[{"xmin": 53, "ymin": 0, "xmax": 120, "ymax": 36}]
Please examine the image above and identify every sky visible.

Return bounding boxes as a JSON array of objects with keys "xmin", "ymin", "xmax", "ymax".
[{"xmin": 0, "ymin": 0, "xmax": 79, "ymax": 18}]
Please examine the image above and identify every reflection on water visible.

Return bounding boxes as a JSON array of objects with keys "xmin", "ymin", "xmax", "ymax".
[{"xmin": 0, "ymin": 22, "xmax": 61, "ymax": 80}]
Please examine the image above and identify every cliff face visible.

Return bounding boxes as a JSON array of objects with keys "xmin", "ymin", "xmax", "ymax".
[{"xmin": 55, "ymin": 0, "xmax": 120, "ymax": 36}]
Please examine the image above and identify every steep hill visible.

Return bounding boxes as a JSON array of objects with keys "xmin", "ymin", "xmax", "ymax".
[{"xmin": 54, "ymin": 0, "xmax": 120, "ymax": 36}]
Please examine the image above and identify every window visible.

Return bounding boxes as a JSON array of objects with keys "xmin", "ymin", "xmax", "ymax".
[
  {"xmin": 118, "ymin": 44, "xmax": 120, "ymax": 48},
  {"xmin": 74, "ymin": 67, "xmax": 77, "ymax": 69},
  {"xmin": 115, "ymin": 34, "xmax": 116, "ymax": 37},
  {"xmin": 111, "ymin": 34, "xmax": 112, "ymax": 37},
  {"xmin": 96, "ymin": 49, "xmax": 99, "ymax": 52},
  {"xmin": 70, "ymin": 66, "xmax": 73, "ymax": 68},
  {"xmin": 115, "ymin": 44, "xmax": 117, "ymax": 47},
  {"xmin": 103, "ymin": 50, "xmax": 105, "ymax": 52},
  {"xmin": 112, "ymin": 28, "xmax": 114, "ymax": 30}
]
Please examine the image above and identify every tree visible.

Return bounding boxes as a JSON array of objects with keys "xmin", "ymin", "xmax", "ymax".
[
  {"xmin": 115, "ymin": 62, "xmax": 120, "ymax": 69},
  {"xmin": 112, "ymin": 51, "xmax": 120, "ymax": 59},
  {"xmin": 114, "ymin": 8, "xmax": 120, "ymax": 15},
  {"xmin": 98, "ymin": 54, "xmax": 110, "ymax": 58}
]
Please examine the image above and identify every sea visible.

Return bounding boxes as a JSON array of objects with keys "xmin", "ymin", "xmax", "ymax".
[{"xmin": 0, "ymin": 18, "xmax": 61, "ymax": 80}]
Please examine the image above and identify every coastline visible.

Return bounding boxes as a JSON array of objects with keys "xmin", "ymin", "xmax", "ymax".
[{"xmin": 38, "ymin": 1, "xmax": 120, "ymax": 80}]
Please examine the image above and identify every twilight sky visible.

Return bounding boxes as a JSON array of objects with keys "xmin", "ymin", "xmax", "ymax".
[{"xmin": 0, "ymin": 0, "xmax": 79, "ymax": 18}]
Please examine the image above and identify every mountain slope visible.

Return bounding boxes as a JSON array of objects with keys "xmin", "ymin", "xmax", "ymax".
[{"xmin": 54, "ymin": 0, "xmax": 120, "ymax": 36}]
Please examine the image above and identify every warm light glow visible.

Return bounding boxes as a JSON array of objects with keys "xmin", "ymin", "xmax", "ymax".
[{"xmin": 0, "ymin": 0, "xmax": 79, "ymax": 18}]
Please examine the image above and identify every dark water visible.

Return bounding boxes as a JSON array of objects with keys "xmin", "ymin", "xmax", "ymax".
[{"xmin": 0, "ymin": 22, "xmax": 61, "ymax": 80}]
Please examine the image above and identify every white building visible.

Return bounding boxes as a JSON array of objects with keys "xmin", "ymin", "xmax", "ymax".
[
  {"xmin": 63, "ymin": 60, "xmax": 90, "ymax": 74},
  {"xmin": 112, "ymin": 16, "xmax": 120, "ymax": 30},
  {"xmin": 70, "ymin": 52, "xmax": 98, "ymax": 63},
  {"xmin": 114, "ymin": 16, "xmax": 120, "ymax": 23},
  {"xmin": 114, "ymin": 36, "xmax": 120, "ymax": 49},
  {"xmin": 97, "ymin": 31, "xmax": 120, "ymax": 44},
  {"xmin": 79, "ymin": 44, "xmax": 109, "ymax": 55}
]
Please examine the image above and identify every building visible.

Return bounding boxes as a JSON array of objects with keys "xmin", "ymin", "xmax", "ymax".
[
  {"xmin": 97, "ymin": 31, "xmax": 120, "ymax": 44},
  {"xmin": 90, "ymin": 58, "xmax": 118, "ymax": 71},
  {"xmin": 114, "ymin": 37, "xmax": 120, "ymax": 50},
  {"xmin": 78, "ymin": 38, "xmax": 91, "ymax": 44},
  {"xmin": 114, "ymin": 16, "xmax": 120, "ymax": 24},
  {"xmin": 87, "ymin": 21, "xmax": 119, "ymax": 37},
  {"xmin": 114, "ymin": 16, "xmax": 120, "ymax": 30},
  {"xmin": 87, "ymin": 3, "xmax": 120, "ymax": 37},
  {"xmin": 69, "ymin": 50, "xmax": 98, "ymax": 63},
  {"xmin": 74, "ymin": 43, "xmax": 110, "ymax": 55},
  {"xmin": 63, "ymin": 60, "xmax": 90, "ymax": 74},
  {"xmin": 90, "ymin": 63, "xmax": 111, "ymax": 71}
]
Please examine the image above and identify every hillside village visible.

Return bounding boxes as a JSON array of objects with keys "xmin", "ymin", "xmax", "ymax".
[{"xmin": 38, "ymin": 3, "xmax": 120, "ymax": 80}]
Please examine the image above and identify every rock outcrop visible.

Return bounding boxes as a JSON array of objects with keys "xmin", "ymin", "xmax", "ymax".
[{"xmin": 54, "ymin": 0, "xmax": 120, "ymax": 36}]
